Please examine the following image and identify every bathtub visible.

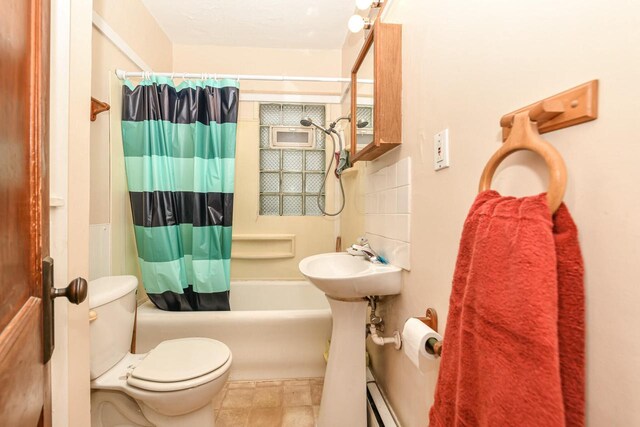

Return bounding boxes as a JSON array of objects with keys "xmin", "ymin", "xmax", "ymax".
[{"xmin": 135, "ymin": 280, "xmax": 332, "ymax": 381}]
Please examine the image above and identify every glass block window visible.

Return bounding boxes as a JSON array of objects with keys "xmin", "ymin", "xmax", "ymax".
[{"xmin": 259, "ymin": 103, "xmax": 327, "ymax": 216}]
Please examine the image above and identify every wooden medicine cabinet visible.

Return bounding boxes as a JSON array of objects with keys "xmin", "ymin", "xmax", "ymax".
[{"xmin": 350, "ymin": 22, "xmax": 402, "ymax": 162}]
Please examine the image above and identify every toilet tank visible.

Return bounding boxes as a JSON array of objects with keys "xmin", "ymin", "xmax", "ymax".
[{"xmin": 89, "ymin": 275, "xmax": 138, "ymax": 380}]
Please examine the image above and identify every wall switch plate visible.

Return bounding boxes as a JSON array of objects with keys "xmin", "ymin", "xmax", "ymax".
[{"xmin": 433, "ymin": 129, "xmax": 450, "ymax": 170}]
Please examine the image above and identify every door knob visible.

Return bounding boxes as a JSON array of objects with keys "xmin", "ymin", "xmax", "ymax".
[
  {"xmin": 51, "ymin": 277, "xmax": 88, "ymax": 305},
  {"xmin": 42, "ymin": 257, "xmax": 89, "ymax": 362}
]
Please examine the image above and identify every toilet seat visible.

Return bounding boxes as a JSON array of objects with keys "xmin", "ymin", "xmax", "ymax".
[{"xmin": 127, "ymin": 338, "xmax": 231, "ymax": 392}]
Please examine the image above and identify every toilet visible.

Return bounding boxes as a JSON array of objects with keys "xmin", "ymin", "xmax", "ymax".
[{"xmin": 89, "ymin": 276, "xmax": 232, "ymax": 427}]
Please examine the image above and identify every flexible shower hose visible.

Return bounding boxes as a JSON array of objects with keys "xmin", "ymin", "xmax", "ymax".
[{"xmin": 317, "ymin": 131, "xmax": 346, "ymax": 216}]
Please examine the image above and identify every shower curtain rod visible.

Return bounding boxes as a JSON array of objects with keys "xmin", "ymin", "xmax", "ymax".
[{"xmin": 115, "ymin": 69, "xmax": 372, "ymax": 84}]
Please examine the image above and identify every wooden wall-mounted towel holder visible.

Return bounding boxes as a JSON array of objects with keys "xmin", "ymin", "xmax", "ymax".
[
  {"xmin": 481, "ymin": 80, "xmax": 599, "ymax": 214},
  {"xmin": 90, "ymin": 97, "xmax": 110, "ymax": 121},
  {"xmin": 500, "ymin": 80, "xmax": 598, "ymax": 141}
]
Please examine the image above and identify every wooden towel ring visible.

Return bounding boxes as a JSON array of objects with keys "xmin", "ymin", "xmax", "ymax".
[{"xmin": 478, "ymin": 111, "xmax": 567, "ymax": 214}]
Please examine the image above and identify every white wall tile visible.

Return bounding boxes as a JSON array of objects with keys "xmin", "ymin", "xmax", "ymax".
[
  {"xmin": 369, "ymin": 215, "xmax": 378, "ymax": 236},
  {"xmin": 397, "ymin": 185, "xmax": 411, "ymax": 213},
  {"xmin": 378, "ymin": 191, "xmax": 388, "ymax": 214},
  {"xmin": 365, "ymin": 233, "xmax": 384, "ymax": 254},
  {"xmin": 365, "ymin": 233, "xmax": 411, "ymax": 271},
  {"xmin": 386, "ymin": 189, "xmax": 397, "ymax": 214},
  {"xmin": 388, "ymin": 240, "xmax": 411, "ymax": 271},
  {"xmin": 373, "ymin": 170, "xmax": 387, "ymax": 192},
  {"xmin": 374, "ymin": 215, "xmax": 385, "ymax": 236},
  {"xmin": 365, "ymin": 176, "xmax": 374, "ymax": 194},
  {"xmin": 365, "ymin": 214, "xmax": 373, "ymax": 231},
  {"xmin": 395, "ymin": 214, "xmax": 410, "ymax": 242},
  {"xmin": 396, "ymin": 157, "xmax": 411, "ymax": 187},
  {"xmin": 366, "ymin": 193, "xmax": 377, "ymax": 214},
  {"xmin": 375, "ymin": 196, "xmax": 383, "ymax": 214},
  {"xmin": 390, "ymin": 215, "xmax": 401, "ymax": 241},
  {"xmin": 386, "ymin": 163, "xmax": 397, "ymax": 189},
  {"xmin": 364, "ymin": 162, "xmax": 375, "ymax": 175},
  {"xmin": 362, "ymin": 156, "xmax": 412, "ymax": 269}
]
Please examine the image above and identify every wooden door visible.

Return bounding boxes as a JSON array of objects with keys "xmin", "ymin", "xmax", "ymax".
[{"xmin": 0, "ymin": 0, "xmax": 51, "ymax": 425}]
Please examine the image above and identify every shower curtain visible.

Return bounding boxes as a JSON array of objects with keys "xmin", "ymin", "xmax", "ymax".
[{"xmin": 121, "ymin": 76, "xmax": 239, "ymax": 311}]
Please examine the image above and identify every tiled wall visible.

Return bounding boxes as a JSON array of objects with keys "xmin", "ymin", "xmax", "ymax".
[{"xmin": 364, "ymin": 157, "xmax": 411, "ymax": 270}]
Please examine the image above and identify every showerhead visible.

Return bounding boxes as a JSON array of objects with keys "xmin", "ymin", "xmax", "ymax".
[
  {"xmin": 327, "ymin": 115, "xmax": 369, "ymax": 130},
  {"xmin": 301, "ymin": 117, "xmax": 330, "ymax": 134},
  {"xmin": 300, "ymin": 117, "xmax": 314, "ymax": 127}
]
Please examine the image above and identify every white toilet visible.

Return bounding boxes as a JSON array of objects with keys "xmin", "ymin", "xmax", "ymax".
[{"xmin": 89, "ymin": 276, "xmax": 232, "ymax": 427}]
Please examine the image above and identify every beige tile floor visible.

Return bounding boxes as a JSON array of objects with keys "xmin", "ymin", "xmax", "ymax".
[{"xmin": 213, "ymin": 378, "xmax": 324, "ymax": 427}]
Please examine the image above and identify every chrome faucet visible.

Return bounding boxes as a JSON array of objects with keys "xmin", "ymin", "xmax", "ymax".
[{"xmin": 347, "ymin": 237, "xmax": 384, "ymax": 264}]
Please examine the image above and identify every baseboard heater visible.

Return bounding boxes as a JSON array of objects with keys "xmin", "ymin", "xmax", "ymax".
[{"xmin": 366, "ymin": 368, "xmax": 400, "ymax": 427}]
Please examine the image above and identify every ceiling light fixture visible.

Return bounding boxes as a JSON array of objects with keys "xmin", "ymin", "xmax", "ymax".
[
  {"xmin": 356, "ymin": 0, "xmax": 383, "ymax": 10},
  {"xmin": 348, "ymin": 15, "xmax": 371, "ymax": 33}
]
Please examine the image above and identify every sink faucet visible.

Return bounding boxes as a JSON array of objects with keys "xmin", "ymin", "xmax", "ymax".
[{"xmin": 347, "ymin": 237, "xmax": 384, "ymax": 264}]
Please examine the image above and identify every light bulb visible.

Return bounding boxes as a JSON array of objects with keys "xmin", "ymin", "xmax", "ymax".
[
  {"xmin": 348, "ymin": 15, "xmax": 366, "ymax": 33},
  {"xmin": 356, "ymin": 0, "xmax": 374, "ymax": 10}
]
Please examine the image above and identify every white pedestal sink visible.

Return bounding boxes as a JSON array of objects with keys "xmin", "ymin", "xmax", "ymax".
[{"xmin": 299, "ymin": 253, "xmax": 401, "ymax": 427}]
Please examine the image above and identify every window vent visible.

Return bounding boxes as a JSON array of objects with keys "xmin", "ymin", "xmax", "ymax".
[{"xmin": 270, "ymin": 126, "xmax": 316, "ymax": 149}]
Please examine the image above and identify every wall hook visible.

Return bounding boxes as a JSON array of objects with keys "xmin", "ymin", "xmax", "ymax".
[{"xmin": 90, "ymin": 97, "xmax": 110, "ymax": 121}]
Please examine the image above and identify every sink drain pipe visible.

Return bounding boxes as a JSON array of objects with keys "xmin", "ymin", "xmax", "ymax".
[
  {"xmin": 369, "ymin": 324, "xmax": 402, "ymax": 350},
  {"xmin": 367, "ymin": 297, "xmax": 402, "ymax": 350}
]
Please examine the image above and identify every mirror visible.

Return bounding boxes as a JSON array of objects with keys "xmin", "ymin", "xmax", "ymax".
[
  {"xmin": 355, "ymin": 46, "xmax": 374, "ymax": 152},
  {"xmin": 350, "ymin": 22, "xmax": 402, "ymax": 162}
]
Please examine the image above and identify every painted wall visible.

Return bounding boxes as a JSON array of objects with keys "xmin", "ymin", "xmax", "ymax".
[
  {"xmin": 173, "ymin": 44, "xmax": 343, "ymax": 96},
  {"xmin": 90, "ymin": 0, "xmax": 173, "ymax": 226},
  {"xmin": 342, "ymin": 1, "xmax": 640, "ymax": 426},
  {"xmin": 90, "ymin": 0, "xmax": 173, "ymax": 297}
]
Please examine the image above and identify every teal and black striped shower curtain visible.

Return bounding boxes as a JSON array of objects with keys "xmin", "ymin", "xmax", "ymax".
[{"xmin": 121, "ymin": 76, "xmax": 239, "ymax": 311}]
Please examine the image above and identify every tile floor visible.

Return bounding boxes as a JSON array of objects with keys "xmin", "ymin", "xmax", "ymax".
[{"xmin": 213, "ymin": 378, "xmax": 324, "ymax": 427}]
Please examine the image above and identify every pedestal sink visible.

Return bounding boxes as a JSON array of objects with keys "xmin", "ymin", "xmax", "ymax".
[{"xmin": 299, "ymin": 252, "xmax": 401, "ymax": 427}]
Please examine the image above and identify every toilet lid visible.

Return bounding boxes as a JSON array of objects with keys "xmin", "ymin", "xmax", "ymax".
[{"xmin": 130, "ymin": 338, "xmax": 230, "ymax": 383}]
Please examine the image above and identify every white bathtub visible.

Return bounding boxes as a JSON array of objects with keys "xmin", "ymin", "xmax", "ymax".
[{"xmin": 135, "ymin": 280, "xmax": 332, "ymax": 380}]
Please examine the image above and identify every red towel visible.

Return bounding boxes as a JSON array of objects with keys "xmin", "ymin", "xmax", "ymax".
[{"xmin": 429, "ymin": 191, "xmax": 584, "ymax": 427}]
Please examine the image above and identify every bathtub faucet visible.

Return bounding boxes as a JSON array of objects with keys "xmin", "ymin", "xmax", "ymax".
[{"xmin": 347, "ymin": 237, "xmax": 383, "ymax": 264}]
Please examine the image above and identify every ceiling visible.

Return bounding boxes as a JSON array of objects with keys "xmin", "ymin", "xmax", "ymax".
[{"xmin": 141, "ymin": 0, "xmax": 355, "ymax": 49}]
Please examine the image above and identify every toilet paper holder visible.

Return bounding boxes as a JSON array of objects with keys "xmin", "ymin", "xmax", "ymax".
[{"xmin": 417, "ymin": 308, "xmax": 443, "ymax": 357}]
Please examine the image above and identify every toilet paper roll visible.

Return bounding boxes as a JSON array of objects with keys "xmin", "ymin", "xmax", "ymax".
[{"xmin": 402, "ymin": 317, "xmax": 443, "ymax": 367}]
